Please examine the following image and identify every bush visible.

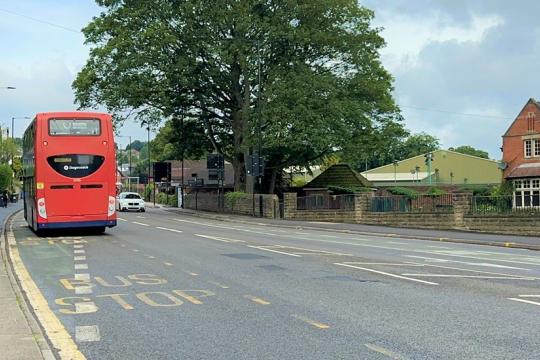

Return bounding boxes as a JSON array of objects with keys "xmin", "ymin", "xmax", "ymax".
[
  {"xmin": 386, "ymin": 186, "xmax": 419, "ymax": 199},
  {"xmin": 458, "ymin": 185, "xmax": 493, "ymax": 196},
  {"xmin": 157, "ymin": 192, "xmax": 167, "ymax": 204},
  {"xmin": 224, "ymin": 191, "xmax": 249, "ymax": 208},
  {"xmin": 424, "ymin": 187, "xmax": 447, "ymax": 195},
  {"xmin": 0, "ymin": 164, "xmax": 12, "ymax": 192},
  {"xmin": 167, "ymin": 195, "xmax": 177, "ymax": 207},
  {"xmin": 144, "ymin": 184, "xmax": 154, "ymax": 201},
  {"xmin": 490, "ymin": 181, "xmax": 513, "ymax": 197}
]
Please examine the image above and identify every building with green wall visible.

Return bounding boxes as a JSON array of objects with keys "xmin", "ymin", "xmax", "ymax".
[{"xmin": 361, "ymin": 149, "xmax": 502, "ymax": 187}]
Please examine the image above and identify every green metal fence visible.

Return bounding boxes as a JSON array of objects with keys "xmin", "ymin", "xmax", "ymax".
[{"xmin": 370, "ymin": 194, "xmax": 453, "ymax": 213}]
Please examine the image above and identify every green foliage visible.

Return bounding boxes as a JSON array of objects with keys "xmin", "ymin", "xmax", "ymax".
[
  {"xmin": 457, "ymin": 184, "xmax": 492, "ymax": 196},
  {"xmin": 398, "ymin": 133, "xmax": 440, "ymax": 159},
  {"xmin": 144, "ymin": 184, "xmax": 154, "ymax": 201},
  {"xmin": 327, "ymin": 185, "xmax": 371, "ymax": 194},
  {"xmin": 157, "ymin": 192, "xmax": 167, "ymax": 204},
  {"xmin": 0, "ymin": 164, "xmax": 12, "ymax": 191},
  {"xmin": 126, "ymin": 140, "xmax": 145, "ymax": 152},
  {"xmin": 424, "ymin": 187, "xmax": 447, "ymax": 195},
  {"xmin": 290, "ymin": 177, "xmax": 308, "ymax": 188},
  {"xmin": 490, "ymin": 181, "xmax": 513, "ymax": 196},
  {"xmin": 449, "ymin": 145, "xmax": 489, "ymax": 159},
  {"xmin": 224, "ymin": 191, "xmax": 249, "ymax": 208},
  {"xmin": 386, "ymin": 186, "xmax": 420, "ymax": 199},
  {"xmin": 151, "ymin": 118, "xmax": 212, "ymax": 161},
  {"xmin": 74, "ymin": 0, "xmax": 401, "ymax": 192}
]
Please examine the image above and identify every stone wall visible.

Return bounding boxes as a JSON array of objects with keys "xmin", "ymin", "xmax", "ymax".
[
  {"xmin": 184, "ymin": 192, "xmax": 278, "ymax": 219},
  {"xmin": 282, "ymin": 192, "xmax": 540, "ymax": 236}
]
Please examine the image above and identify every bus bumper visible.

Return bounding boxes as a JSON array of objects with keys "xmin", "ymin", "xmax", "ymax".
[{"xmin": 37, "ymin": 220, "xmax": 117, "ymax": 229}]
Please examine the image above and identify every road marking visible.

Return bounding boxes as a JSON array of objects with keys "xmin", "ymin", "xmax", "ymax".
[
  {"xmin": 291, "ymin": 314, "xmax": 329, "ymax": 329},
  {"xmin": 75, "ymin": 286, "xmax": 93, "ymax": 295},
  {"xmin": 136, "ymin": 215, "xmax": 146, "ymax": 219},
  {"xmin": 401, "ymin": 274, "xmax": 536, "ymax": 280},
  {"xmin": 244, "ymin": 295, "xmax": 271, "ymax": 305},
  {"xmin": 74, "ymin": 244, "xmax": 84, "ymax": 249},
  {"xmin": 427, "ymin": 246, "xmax": 451, "ymax": 249},
  {"xmin": 75, "ymin": 302, "xmax": 97, "ymax": 313},
  {"xmin": 334, "ymin": 263, "xmax": 439, "ymax": 285},
  {"xmin": 117, "ymin": 218, "xmax": 128, "ymax": 222},
  {"xmin": 75, "ymin": 325, "xmax": 100, "ymax": 342},
  {"xmin": 365, "ymin": 343, "xmax": 406, "ymax": 360},
  {"xmin": 6, "ymin": 219, "xmax": 86, "ymax": 359},
  {"xmin": 518, "ymin": 294, "xmax": 540, "ymax": 298},
  {"xmin": 74, "ymin": 273, "xmax": 90, "ymax": 281},
  {"xmin": 195, "ymin": 234, "xmax": 245, "ymax": 243},
  {"xmin": 388, "ymin": 241, "xmax": 407, "ymax": 245},
  {"xmin": 74, "ymin": 249, "xmax": 85, "ymax": 254},
  {"xmin": 96, "ymin": 294, "xmax": 134, "ymax": 310},
  {"xmin": 146, "ymin": 255, "xmax": 156, "ymax": 259},
  {"xmin": 247, "ymin": 245, "xmax": 302, "ymax": 257},
  {"xmin": 156, "ymin": 226, "xmax": 183, "ymax": 233},
  {"xmin": 120, "ymin": 244, "xmax": 126, "ymax": 247},
  {"xmin": 345, "ymin": 262, "xmax": 424, "ymax": 267},
  {"xmin": 508, "ymin": 298, "xmax": 540, "ymax": 306},
  {"xmin": 132, "ymin": 221, "xmax": 149, "ymax": 226},
  {"xmin": 207, "ymin": 281, "xmax": 229, "ymax": 289},
  {"xmin": 404, "ymin": 255, "xmax": 530, "ymax": 270},
  {"xmin": 75, "ymin": 264, "xmax": 88, "ymax": 270},
  {"xmin": 131, "ymin": 249, "xmax": 140, "ymax": 252},
  {"xmin": 420, "ymin": 263, "xmax": 536, "ymax": 279},
  {"xmin": 74, "ymin": 256, "xmax": 86, "ymax": 261},
  {"xmin": 163, "ymin": 262, "xmax": 174, "ymax": 266},
  {"xmin": 184, "ymin": 271, "xmax": 198, "ymax": 276}
]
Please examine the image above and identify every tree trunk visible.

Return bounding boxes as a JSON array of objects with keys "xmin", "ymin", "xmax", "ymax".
[{"xmin": 268, "ymin": 167, "xmax": 278, "ymax": 195}]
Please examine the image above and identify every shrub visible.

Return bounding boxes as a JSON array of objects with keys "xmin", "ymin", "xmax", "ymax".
[
  {"xmin": 144, "ymin": 184, "xmax": 154, "ymax": 201},
  {"xmin": 157, "ymin": 192, "xmax": 167, "ymax": 204},
  {"xmin": 424, "ymin": 187, "xmax": 447, "ymax": 195},
  {"xmin": 0, "ymin": 164, "xmax": 12, "ymax": 192},
  {"xmin": 386, "ymin": 186, "xmax": 419, "ymax": 199},
  {"xmin": 490, "ymin": 181, "xmax": 513, "ymax": 197},
  {"xmin": 167, "ymin": 195, "xmax": 177, "ymax": 207},
  {"xmin": 328, "ymin": 185, "xmax": 372, "ymax": 194},
  {"xmin": 458, "ymin": 185, "xmax": 493, "ymax": 196},
  {"xmin": 224, "ymin": 191, "xmax": 249, "ymax": 209}
]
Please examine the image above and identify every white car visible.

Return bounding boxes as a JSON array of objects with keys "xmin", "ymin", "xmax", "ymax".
[{"xmin": 116, "ymin": 192, "xmax": 146, "ymax": 212}]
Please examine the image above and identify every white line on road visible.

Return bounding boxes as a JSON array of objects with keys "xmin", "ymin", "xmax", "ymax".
[
  {"xmin": 508, "ymin": 298, "xmax": 540, "ymax": 306},
  {"xmin": 334, "ymin": 263, "xmax": 439, "ymax": 286},
  {"xmin": 74, "ymin": 249, "xmax": 85, "ymax": 254},
  {"xmin": 404, "ymin": 255, "xmax": 531, "ymax": 270},
  {"xmin": 402, "ymin": 274, "xmax": 536, "ymax": 280},
  {"xmin": 75, "ymin": 302, "xmax": 97, "ymax": 313},
  {"xmin": 365, "ymin": 343, "xmax": 406, "ymax": 360},
  {"xmin": 75, "ymin": 286, "xmax": 93, "ymax": 295},
  {"xmin": 518, "ymin": 295, "xmax": 540, "ymax": 298},
  {"xmin": 247, "ymin": 245, "xmax": 302, "ymax": 257},
  {"xmin": 74, "ymin": 256, "xmax": 86, "ymax": 261},
  {"xmin": 74, "ymin": 264, "xmax": 88, "ymax": 270},
  {"xmin": 195, "ymin": 234, "xmax": 245, "ymax": 243},
  {"xmin": 136, "ymin": 215, "xmax": 146, "ymax": 219},
  {"xmin": 74, "ymin": 244, "xmax": 84, "ymax": 249},
  {"xmin": 132, "ymin": 221, "xmax": 149, "ymax": 226},
  {"xmin": 75, "ymin": 325, "xmax": 100, "ymax": 342},
  {"xmin": 156, "ymin": 226, "xmax": 183, "ymax": 233},
  {"xmin": 74, "ymin": 273, "xmax": 90, "ymax": 281},
  {"xmin": 117, "ymin": 218, "xmax": 128, "ymax": 222}
]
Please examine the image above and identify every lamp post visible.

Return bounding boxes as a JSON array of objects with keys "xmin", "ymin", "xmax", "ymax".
[
  {"xmin": 117, "ymin": 135, "xmax": 132, "ymax": 191},
  {"xmin": 393, "ymin": 160, "xmax": 398, "ymax": 185},
  {"xmin": 0, "ymin": 86, "xmax": 15, "ymax": 90},
  {"xmin": 11, "ymin": 116, "xmax": 30, "ymax": 140}
]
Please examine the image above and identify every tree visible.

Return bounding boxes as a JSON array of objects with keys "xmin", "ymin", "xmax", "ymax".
[
  {"xmin": 0, "ymin": 164, "xmax": 12, "ymax": 191},
  {"xmin": 74, "ymin": 0, "xmax": 401, "ymax": 192},
  {"xmin": 449, "ymin": 145, "xmax": 489, "ymax": 159},
  {"xmin": 397, "ymin": 132, "xmax": 440, "ymax": 159},
  {"xmin": 151, "ymin": 118, "xmax": 212, "ymax": 162},
  {"xmin": 126, "ymin": 140, "xmax": 145, "ymax": 152}
]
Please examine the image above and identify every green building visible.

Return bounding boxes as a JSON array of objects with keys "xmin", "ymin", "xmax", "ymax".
[{"xmin": 361, "ymin": 149, "xmax": 502, "ymax": 187}]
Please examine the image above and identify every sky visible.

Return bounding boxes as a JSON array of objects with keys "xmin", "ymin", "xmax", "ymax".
[{"xmin": 1, "ymin": 1, "xmax": 539, "ymax": 158}]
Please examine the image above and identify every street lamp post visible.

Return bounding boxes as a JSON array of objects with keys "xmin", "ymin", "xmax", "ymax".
[
  {"xmin": 0, "ymin": 86, "xmax": 16, "ymax": 90},
  {"xmin": 117, "ymin": 135, "xmax": 132, "ymax": 191},
  {"xmin": 12, "ymin": 116, "xmax": 30, "ymax": 140}
]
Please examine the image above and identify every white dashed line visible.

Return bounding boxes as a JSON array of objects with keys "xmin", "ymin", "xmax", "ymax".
[
  {"xmin": 132, "ymin": 221, "xmax": 149, "ymax": 226},
  {"xmin": 74, "ymin": 256, "xmax": 86, "ymax": 261},
  {"xmin": 74, "ymin": 244, "xmax": 84, "ymax": 249},
  {"xmin": 75, "ymin": 325, "xmax": 100, "ymax": 342},
  {"xmin": 75, "ymin": 302, "xmax": 97, "ymax": 313},
  {"xmin": 75, "ymin": 286, "xmax": 93, "ymax": 295},
  {"xmin": 75, "ymin": 264, "xmax": 88, "ymax": 270},
  {"xmin": 118, "ymin": 218, "xmax": 128, "ymax": 222},
  {"xmin": 156, "ymin": 227, "xmax": 183, "ymax": 233},
  {"xmin": 247, "ymin": 245, "xmax": 302, "ymax": 257},
  {"xmin": 508, "ymin": 298, "xmax": 540, "ymax": 306},
  {"xmin": 74, "ymin": 249, "xmax": 85, "ymax": 254},
  {"xmin": 74, "ymin": 273, "xmax": 90, "ymax": 281}
]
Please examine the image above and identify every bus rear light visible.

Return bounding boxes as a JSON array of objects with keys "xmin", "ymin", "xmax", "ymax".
[
  {"xmin": 102, "ymin": 141, "xmax": 107, "ymax": 145},
  {"xmin": 108, "ymin": 196, "xmax": 116, "ymax": 216},
  {"xmin": 37, "ymin": 198, "xmax": 47, "ymax": 219},
  {"xmin": 43, "ymin": 141, "xmax": 48, "ymax": 146}
]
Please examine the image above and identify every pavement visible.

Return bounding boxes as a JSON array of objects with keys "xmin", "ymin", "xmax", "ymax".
[
  {"xmin": 164, "ymin": 206, "xmax": 540, "ymax": 250},
  {"xmin": 6, "ymin": 206, "xmax": 540, "ymax": 359},
  {"xmin": 0, "ymin": 201, "xmax": 52, "ymax": 360}
]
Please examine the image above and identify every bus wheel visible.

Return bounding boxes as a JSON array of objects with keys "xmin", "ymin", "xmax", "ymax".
[{"xmin": 90, "ymin": 227, "xmax": 105, "ymax": 234}]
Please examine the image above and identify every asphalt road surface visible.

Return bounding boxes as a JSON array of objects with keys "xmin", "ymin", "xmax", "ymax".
[{"xmin": 10, "ymin": 208, "xmax": 540, "ymax": 359}]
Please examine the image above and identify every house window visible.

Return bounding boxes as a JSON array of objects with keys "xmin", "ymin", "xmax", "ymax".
[
  {"xmin": 535, "ymin": 140, "xmax": 540, "ymax": 156},
  {"xmin": 514, "ymin": 178, "xmax": 540, "ymax": 208},
  {"xmin": 525, "ymin": 140, "xmax": 532, "ymax": 157}
]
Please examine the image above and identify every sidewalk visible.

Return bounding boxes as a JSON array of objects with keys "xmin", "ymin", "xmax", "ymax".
[
  {"xmin": 0, "ymin": 202, "xmax": 47, "ymax": 360},
  {"xmin": 163, "ymin": 206, "xmax": 540, "ymax": 250}
]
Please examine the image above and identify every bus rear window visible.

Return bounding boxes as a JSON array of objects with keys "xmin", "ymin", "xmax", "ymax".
[{"xmin": 49, "ymin": 119, "xmax": 101, "ymax": 136}]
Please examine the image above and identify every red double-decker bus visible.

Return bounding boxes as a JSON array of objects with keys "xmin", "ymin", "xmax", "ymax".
[{"xmin": 22, "ymin": 112, "xmax": 117, "ymax": 233}]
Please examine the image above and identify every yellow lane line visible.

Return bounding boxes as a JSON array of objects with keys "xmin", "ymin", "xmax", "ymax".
[
  {"xmin": 6, "ymin": 219, "xmax": 86, "ymax": 359},
  {"xmin": 365, "ymin": 343, "xmax": 406, "ymax": 360},
  {"xmin": 291, "ymin": 314, "xmax": 329, "ymax": 329},
  {"xmin": 207, "ymin": 281, "xmax": 229, "ymax": 289},
  {"xmin": 244, "ymin": 295, "xmax": 271, "ymax": 305}
]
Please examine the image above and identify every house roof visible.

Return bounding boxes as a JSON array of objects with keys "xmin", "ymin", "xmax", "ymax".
[
  {"xmin": 363, "ymin": 172, "xmax": 434, "ymax": 182},
  {"xmin": 304, "ymin": 164, "xmax": 372, "ymax": 188},
  {"xmin": 503, "ymin": 98, "xmax": 540, "ymax": 137},
  {"xmin": 505, "ymin": 163, "xmax": 540, "ymax": 179}
]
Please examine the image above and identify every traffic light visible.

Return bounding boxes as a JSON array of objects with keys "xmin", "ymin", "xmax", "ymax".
[{"xmin": 424, "ymin": 153, "xmax": 434, "ymax": 165}]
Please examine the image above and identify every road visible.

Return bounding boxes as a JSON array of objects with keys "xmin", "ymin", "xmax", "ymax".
[{"xmin": 9, "ymin": 208, "xmax": 540, "ymax": 359}]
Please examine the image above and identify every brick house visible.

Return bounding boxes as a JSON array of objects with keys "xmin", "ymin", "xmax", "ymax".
[{"xmin": 502, "ymin": 98, "xmax": 540, "ymax": 207}]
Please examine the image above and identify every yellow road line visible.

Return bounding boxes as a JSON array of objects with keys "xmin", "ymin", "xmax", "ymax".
[
  {"xmin": 6, "ymin": 218, "xmax": 86, "ymax": 359},
  {"xmin": 244, "ymin": 295, "xmax": 271, "ymax": 305},
  {"xmin": 365, "ymin": 343, "xmax": 406, "ymax": 359},
  {"xmin": 291, "ymin": 314, "xmax": 329, "ymax": 329},
  {"xmin": 207, "ymin": 281, "xmax": 229, "ymax": 289}
]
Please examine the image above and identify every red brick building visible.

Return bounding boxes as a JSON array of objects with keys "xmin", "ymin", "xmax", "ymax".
[{"xmin": 502, "ymin": 98, "xmax": 540, "ymax": 207}]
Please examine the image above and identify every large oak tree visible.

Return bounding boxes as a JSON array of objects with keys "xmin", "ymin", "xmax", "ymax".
[{"xmin": 74, "ymin": 0, "xmax": 402, "ymax": 191}]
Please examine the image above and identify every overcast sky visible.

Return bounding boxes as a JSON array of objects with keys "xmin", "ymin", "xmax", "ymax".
[{"xmin": 1, "ymin": 1, "xmax": 538, "ymax": 158}]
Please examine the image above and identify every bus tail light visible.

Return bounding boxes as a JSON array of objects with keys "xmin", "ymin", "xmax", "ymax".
[
  {"xmin": 37, "ymin": 198, "xmax": 47, "ymax": 219},
  {"xmin": 108, "ymin": 196, "xmax": 116, "ymax": 216}
]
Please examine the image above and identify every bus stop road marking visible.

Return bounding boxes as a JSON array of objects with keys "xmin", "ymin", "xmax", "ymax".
[{"xmin": 291, "ymin": 315, "xmax": 330, "ymax": 329}]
